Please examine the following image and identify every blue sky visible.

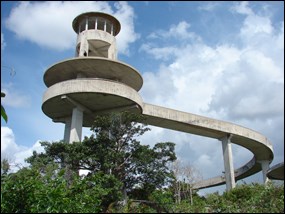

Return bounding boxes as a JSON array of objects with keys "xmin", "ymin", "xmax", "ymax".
[{"xmin": 1, "ymin": 1, "xmax": 284, "ymax": 195}]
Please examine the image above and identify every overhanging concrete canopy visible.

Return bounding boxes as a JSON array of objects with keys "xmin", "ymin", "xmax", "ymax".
[{"xmin": 42, "ymin": 79, "xmax": 143, "ymax": 127}]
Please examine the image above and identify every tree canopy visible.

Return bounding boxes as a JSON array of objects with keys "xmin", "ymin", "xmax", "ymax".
[{"xmin": 10, "ymin": 112, "xmax": 177, "ymax": 212}]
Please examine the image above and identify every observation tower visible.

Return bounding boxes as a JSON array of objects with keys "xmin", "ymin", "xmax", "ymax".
[
  {"xmin": 42, "ymin": 11, "xmax": 275, "ymax": 191},
  {"xmin": 42, "ymin": 12, "xmax": 143, "ymax": 144}
]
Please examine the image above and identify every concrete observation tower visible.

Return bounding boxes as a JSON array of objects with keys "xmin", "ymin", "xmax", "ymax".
[
  {"xmin": 42, "ymin": 12, "xmax": 143, "ymax": 144},
  {"xmin": 42, "ymin": 12, "xmax": 275, "ymax": 191}
]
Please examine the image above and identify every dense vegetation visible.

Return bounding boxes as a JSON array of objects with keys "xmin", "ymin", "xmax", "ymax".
[
  {"xmin": 1, "ymin": 112, "xmax": 284, "ymax": 213},
  {"xmin": 204, "ymin": 182, "xmax": 284, "ymax": 213}
]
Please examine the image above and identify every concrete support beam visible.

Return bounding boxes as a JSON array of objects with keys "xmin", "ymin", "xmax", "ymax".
[
  {"xmin": 69, "ymin": 107, "xmax": 83, "ymax": 143},
  {"xmin": 259, "ymin": 160, "xmax": 270, "ymax": 184},
  {"xmin": 94, "ymin": 104, "xmax": 139, "ymax": 115},
  {"xmin": 221, "ymin": 134, "xmax": 236, "ymax": 191},
  {"xmin": 61, "ymin": 95, "xmax": 93, "ymax": 115},
  {"xmin": 64, "ymin": 117, "xmax": 71, "ymax": 143}
]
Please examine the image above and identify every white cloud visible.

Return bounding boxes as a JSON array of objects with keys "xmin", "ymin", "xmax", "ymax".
[
  {"xmin": 147, "ymin": 21, "xmax": 201, "ymax": 42},
  {"xmin": 209, "ymin": 5, "xmax": 284, "ymax": 121},
  {"xmin": 198, "ymin": 2, "xmax": 220, "ymax": 12},
  {"xmin": 5, "ymin": 1, "xmax": 138, "ymax": 55},
  {"xmin": 241, "ymin": 14, "xmax": 273, "ymax": 38},
  {"xmin": 139, "ymin": 44, "xmax": 178, "ymax": 61},
  {"xmin": 1, "ymin": 127, "xmax": 19, "ymax": 157},
  {"xmin": 1, "ymin": 83, "xmax": 31, "ymax": 108},
  {"xmin": 13, "ymin": 141, "xmax": 44, "ymax": 169},
  {"xmin": 1, "ymin": 127, "xmax": 45, "ymax": 172},
  {"xmin": 231, "ymin": 1, "xmax": 253, "ymax": 16},
  {"xmin": 141, "ymin": 43, "xmax": 242, "ymax": 114},
  {"xmin": 113, "ymin": 1, "xmax": 140, "ymax": 55}
]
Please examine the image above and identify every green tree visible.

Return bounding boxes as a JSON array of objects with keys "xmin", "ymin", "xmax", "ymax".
[
  {"xmin": 1, "ymin": 166, "xmax": 122, "ymax": 213},
  {"xmin": 206, "ymin": 182, "xmax": 284, "ymax": 213},
  {"xmin": 1, "ymin": 159, "xmax": 10, "ymax": 175},
  {"xmin": 26, "ymin": 112, "xmax": 176, "ymax": 208}
]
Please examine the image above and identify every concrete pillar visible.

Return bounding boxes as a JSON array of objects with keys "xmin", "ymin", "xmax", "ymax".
[
  {"xmin": 259, "ymin": 160, "xmax": 270, "ymax": 184},
  {"xmin": 63, "ymin": 117, "xmax": 71, "ymax": 143},
  {"xmin": 69, "ymin": 107, "xmax": 83, "ymax": 143},
  {"xmin": 85, "ymin": 17, "xmax": 88, "ymax": 30},
  {"xmin": 221, "ymin": 134, "xmax": 236, "ymax": 191},
  {"xmin": 79, "ymin": 35, "xmax": 89, "ymax": 57}
]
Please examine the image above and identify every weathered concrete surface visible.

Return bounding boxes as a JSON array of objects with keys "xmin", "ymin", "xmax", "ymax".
[
  {"xmin": 63, "ymin": 117, "xmax": 71, "ymax": 143},
  {"xmin": 43, "ymin": 57, "xmax": 143, "ymax": 91},
  {"xmin": 70, "ymin": 107, "xmax": 83, "ymax": 143},
  {"xmin": 142, "ymin": 103, "xmax": 274, "ymax": 189},
  {"xmin": 76, "ymin": 29, "xmax": 117, "ymax": 59},
  {"xmin": 267, "ymin": 162, "xmax": 284, "ymax": 180}
]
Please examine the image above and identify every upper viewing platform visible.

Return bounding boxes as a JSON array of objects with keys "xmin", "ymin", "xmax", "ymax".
[
  {"xmin": 72, "ymin": 12, "xmax": 121, "ymax": 59},
  {"xmin": 72, "ymin": 12, "xmax": 121, "ymax": 36}
]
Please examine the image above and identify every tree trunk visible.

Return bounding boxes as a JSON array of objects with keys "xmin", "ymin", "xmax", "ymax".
[{"xmin": 122, "ymin": 185, "xmax": 128, "ymax": 206}]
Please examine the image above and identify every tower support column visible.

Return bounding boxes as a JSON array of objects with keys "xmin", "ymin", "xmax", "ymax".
[
  {"xmin": 221, "ymin": 134, "xmax": 236, "ymax": 191},
  {"xmin": 64, "ymin": 117, "xmax": 71, "ymax": 143},
  {"xmin": 259, "ymin": 160, "xmax": 270, "ymax": 184},
  {"xmin": 69, "ymin": 107, "xmax": 83, "ymax": 143}
]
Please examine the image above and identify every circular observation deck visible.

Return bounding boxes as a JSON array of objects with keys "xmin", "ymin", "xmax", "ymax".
[
  {"xmin": 42, "ymin": 79, "xmax": 143, "ymax": 127},
  {"xmin": 43, "ymin": 57, "xmax": 143, "ymax": 91}
]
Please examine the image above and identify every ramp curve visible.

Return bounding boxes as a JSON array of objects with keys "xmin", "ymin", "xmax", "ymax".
[{"xmin": 142, "ymin": 103, "xmax": 274, "ymax": 189}]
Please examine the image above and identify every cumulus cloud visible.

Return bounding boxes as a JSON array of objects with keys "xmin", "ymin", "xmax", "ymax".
[
  {"xmin": 1, "ymin": 127, "xmax": 19, "ymax": 158},
  {"xmin": 147, "ymin": 21, "xmax": 201, "ymax": 43},
  {"xmin": 198, "ymin": 2, "xmax": 221, "ymax": 12},
  {"xmin": 113, "ymin": 1, "xmax": 140, "ymax": 55},
  {"xmin": 139, "ymin": 2, "xmax": 284, "ymax": 181},
  {"xmin": 1, "ymin": 127, "xmax": 45, "ymax": 172},
  {"xmin": 210, "ymin": 2, "xmax": 284, "ymax": 121},
  {"xmin": 231, "ymin": 1, "xmax": 253, "ymax": 16},
  {"xmin": 1, "ymin": 83, "xmax": 31, "ymax": 108},
  {"xmin": 5, "ymin": 1, "xmax": 138, "ymax": 55}
]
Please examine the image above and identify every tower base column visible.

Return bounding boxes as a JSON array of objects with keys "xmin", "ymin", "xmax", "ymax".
[
  {"xmin": 259, "ymin": 160, "xmax": 270, "ymax": 184},
  {"xmin": 221, "ymin": 134, "xmax": 236, "ymax": 191},
  {"xmin": 69, "ymin": 107, "xmax": 83, "ymax": 143},
  {"xmin": 64, "ymin": 117, "xmax": 71, "ymax": 143}
]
